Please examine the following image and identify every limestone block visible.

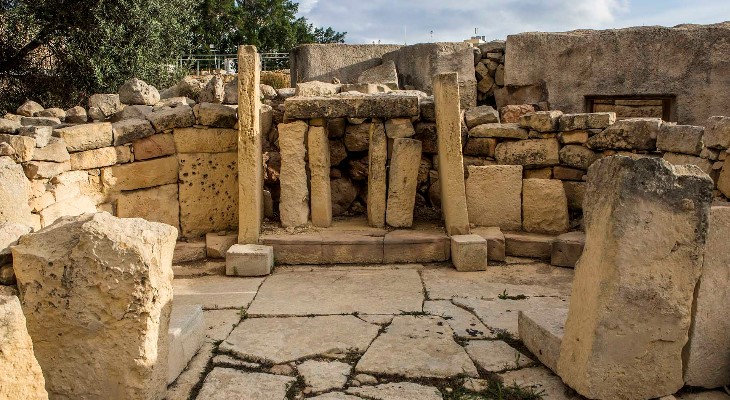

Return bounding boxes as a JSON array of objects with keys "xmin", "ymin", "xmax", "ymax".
[
  {"xmin": 463, "ymin": 137, "xmax": 496, "ymax": 157},
  {"xmin": 559, "ymin": 113, "xmax": 616, "ymax": 131},
  {"xmin": 226, "ymin": 244, "xmax": 273, "ymax": 277},
  {"xmin": 557, "ymin": 156, "xmax": 713, "ymax": 400},
  {"xmin": 558, "ymin": 130, "xmax": 589, "ymax": 145},
  {"xmin": 53, "ymin": 122, "xmax": 113, "ymax": 152},
  {"xmin": 308, "ymin": 126, "xmax": 332, "ymax": 227},
  {"xmin": 167, "ymin": 305, "xmax": 204, "ymax": 385},
  {"xmin": 464, "ymin": 105, "xmax": 500, "ymax": 129},
  {"xmin": 524, "ymin": 167, "xmax": 552, "ymax": 179},
  {"xmin": 329, "ymin": 139, "xmax": 347, "ymax": 165},
  {"xmin": 0, "ymin": 223, "xmax": 31, "ymax": 265},
  {"xmin": 469, "ymin": 123, "xmax": 528, "ymax": 139},
  {"xmin": 716, "ymin": 161, "xmax": 730, "ymax": 198},
  {"xmin": 586, "ymin": 118, "xmax": 662, "ymax": 150},
  {"xmin": 178, "ymin": 152, "xmax": 238, "ymax": 237},
  {"xmin": 663, "ymin": 152, "xmax": 713, "ymax": 175},
  {"xmin": 278, "ymin": 121, "xmax": 309, "ymax": 227},
  {"xmin": 434, "ymin": 73, "xmax": 471, "ymax": 235},
  {"xmin": 38, "ymin": 195, "xmax": 96, "ymax": 227},
  {"xmin": 386, "ymin": 138, "xmax": 422, "ymax": 228},
  {"xmin": 284, "ymin": 94, "xmax": 420, "ymax": 120},
  {"xmin": 551, "ymin": 231, "xmax": 585, "ymax": 268},
  {"xmin": 384, "ymin": 118, "xmax": 415, "ymax": 138},
  {"xmin": 197, "ymin": 103, "xmax": 237, "ymax": 128},
  {"xmin": 206, "ymin": 232, "xmax": 238, "ymax": 258},
  {"xmin": 133, "ymin": 133, "xmax": 176, "ymax": 160},
  {"xmin": 16, "ymin": 100, "xmax": 44, "ymax": 117},
  {"xmin": 368, "ymin": 121, "xmax": 387, "ymax": 227},
  {"xmin": 320, "ymin": 232, "xmax": 384, "ymax": 264},
  {"xmin": 495, "ymin": 139, "xmax": 560, "ymax": 168},
  {"xmin": 656, "ymin": 124, "xmax": 704, "ymax": 155},
  {"xmin": 70, "ymin": 146, "xmax": 118, "ymax": 170},
  {"xmin": 552, "ymin": 166, "xmax": 585, "ymax": 181},
  {"xmin": 518, "ymin": 308, "xmax": 567, "ymax": 373},
  {"xmin": 88, "ymin": 93, "xmax": 121, "ymax": 120},
  {"xmin": 19, "ymin": 125, "xmax": 52, "ymax": 147},
  {"xmin": 146, "ymin": 105, "xmax": 195, "ymax": 132},
  {"xmin": 451, "ymin": 235, "xmax": 488, "ymax": 272},
  {"xmin": 12, "ymin": 213, "xmax": 177, "ymax": 400},
  {"xmin": 344, "ymin": 123, "xmax": 370, "ymax": 151},
  {"xmin": 471, "ymin": 226, "xmax": 506, "ymax": 262},
  {"xmin": 21, "ymin": 116, "xmax": 61, "ymax": 127},
  {"xmin": 522, "ymin": 179, "xmax": 569, "ymax": 235},
  {"xmin": 503, "ymin": 231, "xmax": 554, "ymax": 259},
  {"xmin": 117, "ymin": 184, "xmax": 180, "ymax": 231},
  {"xmin": 109, "ymin": 155, "xmax": 178, "ymax": 191},
  {"xmin": 563, "ymin": 181, "xmax": 586, "ymax": 210},
  {"xmin": 112, "ymin": 118, "xmax": 155, "ymax": 145},
  {"xmin": 172, "ymin": 240, "xmax": 206, "ymax": 264},
  {"xmin": 0, "ymin": 293, "xmax": 48, "ymax": 400},
  {"xmin": 0, "ymin": 118, "xmax": 21, "ymax": 134},
  {"xmin": 358, "ymin": 60, "xmax": 398, "ymax": 88},
  {"xmin": 703, "ymin": 116, "xmax": 730, "ymax": 149},
  {"xmin": 174, "ymin": 127, "xmax": 237, "ymax": 153},
  {"xmin": 500, "ymin": 104, "xmax": 536, "ymax": 123},
  {"xmin": 119, "ymin": 78, "xmax": 160, "ymax": 105},
  {"xmin": 0, "ymin": 159, "xmax": 30, "ymax": 227},
  {"xmin": 519, "ymin": 111, "xmax": 563, "ymax": 132},
  {"xmin": 0, "ymin": 133, "xmax": 35, "ymax": 162},
  {"xmin": 559, "ymin": 145, "xmax": 599, "ymax": 170},
  {"xmin": 64, "ymin": 106, "xmax": 87, "ymax": 123},
  {"xmin": 32, "ymin": 137, "xmax": 70, "ymax": 162},
  {"xmin": 383, "ymin": 230, "xmax": 450, "ymax": 263},
  {"xmin": 296, "ymin": 81, "xmax": 341, "ymax": 97},
  {"xmin": 684, "ymin": 205, "xmax": 730, "ymax": 388},
  {"xmin": 466, "ymin": 165, "xmax": 522, "ymax": 231},
  {"xmin": 22, "ymin": 160, "xmax": 71, "ymax": 179},
  {"xmin": 414, "ymin": 122, "xmax": 438, "ymax": 153}
]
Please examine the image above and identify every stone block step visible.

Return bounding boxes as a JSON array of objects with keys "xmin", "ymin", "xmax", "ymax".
[
  {"xmin": 518, "ymin": 308, "xmax": 567, "ymax": 374},
  {"xmin": 168, "ymin": 304, "xmax": 205, "ymax": 385},
  {"xmin": 504, "ymin": 231, "xmax": 556, "ymax": 259},
  {"xmin": 261, "ymin": 229, "xmax": 449, "ymax": 265}
]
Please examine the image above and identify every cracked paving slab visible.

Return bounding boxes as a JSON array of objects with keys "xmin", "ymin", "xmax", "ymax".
[
  {"xmin": 219, "ymin": 315, "xmax": 380, "ymax": 364},
  {"xmin": 464, "ymin": 340, "xmax": 534, "ymax": 372},
  {"xmin": 356, "ymin": 315, "xmax": 478, "ymax": 378},
  {"xmin": 173, "ymin": 275, "xmax": 264, "ymax": 309},
  {"xmin": 454, "ymin": 297, "xmax": 569, "ymax": 336},
  {"xmin": 247, "ymin": 268, "xmax": 424, "ymax": 316},
  {"xmin": 423, "ymin": 300, "xmax": 493, "ymax": 339},
  {"xmin": 499, "ymin": 365, "xmax": 582, "ymax": 400},
  {"xmin": 196, "ymin": 368, "xmax": 296, "ymax": 400},
  {"xmin": 346, "ymin": 382, "xmax": 443, "ymax": 400}
]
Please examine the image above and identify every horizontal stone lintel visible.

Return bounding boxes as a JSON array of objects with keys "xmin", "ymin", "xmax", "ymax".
[{"xmin": 283, "ymin": 94, "xmax": 420, "ymax": 119}]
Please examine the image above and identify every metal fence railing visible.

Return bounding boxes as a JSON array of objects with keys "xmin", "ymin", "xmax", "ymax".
[{"xmin": 178, "ymin": 52, "xmax": 289, "ymax": 74}]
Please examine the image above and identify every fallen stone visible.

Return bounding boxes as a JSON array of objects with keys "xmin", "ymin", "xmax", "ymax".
[
  {"xmin": 16, "ymin": 100, "xmax": 44, "ymax": 117},
  {"xmin": 557, "ymin": 156, "xmax": 713, "ymax": 400},
  {"xmin": 298, "ymin": 360, "xmax": 351, "ymax": 394},
  {"xmin": 465, "ymin": 105, "xmax": 500, "ymax": 129},
  {"xmin": 522, "ymin": 179, "xmax": 569, "ymax": 235},
  {"xmin": 656, "ymin": 124, "xmax": 704, "ymax": 155},
  {"xmin": 226, "ymin": 244, "xmax": 273, "ymax": 277},
  {"xmin": 197, "ymin": 368, "xmax": 295, "ymax": 400},
  {"xmin": 451, "ymin": 234, "xmax": 488, "ymax": 272},
  {"xmin": 88, "ymin": 93, "xmax": 122, "ymax": 120},
  {"xmin": 64, "ymin": 106, "xmax": 87, "ymax": 123},
  {"xmin": 0, "ymin": 118, "xmax": 21, "ymax": 134},
  {"xmin": 470, "ymin": 123, "xmax": 528, "ymax": 139},
  {"xmin": 220, "ymin": 315, "xmax": 379, "ymax": 364},
  {"xmin": 0, "ymin": 133, "xmax": 35, "ymax": 162},
  {"xmin": 356, "ymin": 315, "xmax": 478, "ymax": 378},
  {"xmin": 466, "ymin": 165, "xmax": 523, "ymax": 230},
  {"xmin": 465, "ymin": 340, "xmax": 533, "ymax": 372},
  {"xmin": 423, "ymin": 300, "xmax": 492, "ymax": 339},
  {"xmin": 198, "ymin": 75, "xmax": 224, "ymax": 103},
  {"xmin": 586, "ymin": 118, "xmax": 661, "ymax": 150},
  {"xmin": 346, "ymin": 382, "xmax": 442, "ymax": 400},
  {"xmin": 703, "ymin": 116, "xmax": 730, "ymax": 149},
  {"xmin": 12, "ymin": 213, "xmax": 177, "ymax": 399},
  {"xmin": 495, "ymin": 138, "xmax": 560, "ymax": 168},
  {"xmin": 119, "ymin": 78, "xmax": 160, "ymax": 105}
]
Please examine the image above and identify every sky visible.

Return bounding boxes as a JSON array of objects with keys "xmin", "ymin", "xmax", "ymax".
[{"xmin": 295, "ymin": 0, "xmax": 730, "ymax": 44}]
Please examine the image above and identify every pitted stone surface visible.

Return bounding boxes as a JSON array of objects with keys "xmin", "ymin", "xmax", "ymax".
[
  {"xmin": 356, "ymin": 316, "xmax": 478, "ymax": 378},
  {"xmin": 464, "ymin": 340, "xmax": 533, "ymax": 372},
  {"xmin": 346, "ymin": 382, "xmax": 443, "ymax": 400},
  {"xmin": 297, "ymin": 360, "xmax": 351, "ymax": 393},
  {"xmin": 196, "ymin": 368, "xmax": 295, "ymax": 400},
  {"xmin": 454, "ymin": 297, "xmax": 569, "ymax": 336},
  {"xmin": 423, "ymin": 300, "xmax": 493, "ymax": 339},
  {"xmin": 220, "ymin": 315, "xmax": 379, "ymax": 364}
]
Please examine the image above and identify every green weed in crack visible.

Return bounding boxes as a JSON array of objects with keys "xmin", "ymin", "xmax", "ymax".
[
  {"xmin": 497, "ymin": 289, "xmax": 527, "ymax": 301},
  {"xmin": 445, "ymin": 380, "xmax": 545, "ymax": 400}
]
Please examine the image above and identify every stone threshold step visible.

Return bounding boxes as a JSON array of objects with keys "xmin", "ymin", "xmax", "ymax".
[
  {"xmin": 261, "ymin": 230, "xmax": 450, "ymax": 265},
  {"xmin": 168, "ymin": 304, "xmax": 205, "ymax": 385}
]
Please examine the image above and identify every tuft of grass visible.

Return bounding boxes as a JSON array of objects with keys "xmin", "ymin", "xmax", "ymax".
[
  {"xmin": 498, "ymin": 289, "xmax": 528, "ymax": 301},
  {"xmin": 445, "ymin": 380, "xmax": 545, "ymax": 400}
]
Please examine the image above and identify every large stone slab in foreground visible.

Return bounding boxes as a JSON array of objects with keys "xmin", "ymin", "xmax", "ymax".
[
  {"xmin": 356, "ymin": 315, "xmax": 478, "ymax": 378},
  {"xmin": 247, "ymin": 269, "xmax": 423, "ymax": 315},
  {"xmin": 284, "ymin": 93, "xmax": 420, "ymax": 119},
  {"xmin": 219, "ymin": 315, "xmax": 379, "ymax": 364},
  {"xmin": 557, "ymin": 156, "xmax": 713, "ymax": 400},
  {"xmin": 197, "ymin": 368, "xmax": 295, "ymax": 400},
  {"xmin": 12, "ymin": 213, "xmax": 177, "ymax": 400}
]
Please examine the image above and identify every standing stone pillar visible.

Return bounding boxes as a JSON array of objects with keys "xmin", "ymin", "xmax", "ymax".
[
  {"xmin": 368, "ymin": 120, "xmax": 387, "ymax": 228},
  {"xmin": 308, "ymin": 125, "xmax": 332, "ymax": 227},
  {"xmin": 386, "ymin": 138, "xmax": 422, "ymax": 228},
  {"xmin": 237, "ymin": 45, "xmax": 262, "ymax": 244},
  {"xmin": 278, "ymin": 121, "xmax": 309, "ymax": 227},
  {"xmin": 557, "ymin": 156, "xmax": 713, "ymax": 400},
  {"xmin": 433, "ymin": 73, "xmax": 470, "ymax": 236}
]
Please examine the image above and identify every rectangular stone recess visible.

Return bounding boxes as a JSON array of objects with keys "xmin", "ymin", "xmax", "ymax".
[
  {"xmin": 284, "ymin": 94, "xmax": 420, "ymax": 119},
  {"xmin": 237, "ymin": 45, "xmax": 262, "ymax": 244},
  {"xmin": 586, "ymin": 95, "xmax": 675, "ymax": 122}
]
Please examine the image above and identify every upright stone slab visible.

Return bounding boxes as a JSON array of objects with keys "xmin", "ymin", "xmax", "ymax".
[
  {"xmin": 0, "ymin": 157, "xmax": 33, "ymax": 226},
  {"xmin": 684, "ymin": 205, "xmax": 730, "ymax": 388},
  {"xmin": 368, "ymin": 120, "xmax": 388, "ymax": 228},
  {"xmin": 308, "ymin": 125, "xmax": 332, "ymax": 227},
  {"xmin": 386, "ymin": 138, "xmax": 422, "ymax": 228},
  {"xmin": 434, "ymin": 72, "xmax": 470, "ymax": 235},
  {"xmin": 278, "ymin": 121, "xmax": 309, "ymax": 227},
  {"xmin": 465, "ymin": 165, "xmax": 523, "ymax": 231},
  {"xmin": 557, "ymin": 156, "xmax": 713, "ymax": 400},
  {"xmin": 238, "ymin": 45, "xmax": 263, "ymax": 243},
  {"xmin": 0, "ymin": 294, "xmax": 48, "ymax": 400},
  {"xmin": 12, "ymin": 213, "xmax": 177, "ymax": 400}
]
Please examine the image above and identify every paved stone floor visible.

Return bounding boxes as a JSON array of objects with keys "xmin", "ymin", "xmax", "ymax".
[{"xmin": 167, "ymin": 258, "xmax": 730, "ymax": 400}]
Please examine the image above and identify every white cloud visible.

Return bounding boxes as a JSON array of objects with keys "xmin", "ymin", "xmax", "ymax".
[{"xmin": 297, "ymin": 0, "xmax": 320, "ymax": 14}]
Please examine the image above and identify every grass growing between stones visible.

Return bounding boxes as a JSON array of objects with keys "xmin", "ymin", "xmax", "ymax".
[{"xmin": 445, "ymin": 381, "xmax": 545, "ymax": 400}]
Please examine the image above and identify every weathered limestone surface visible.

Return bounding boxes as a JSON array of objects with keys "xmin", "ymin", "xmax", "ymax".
[
  {"xmin": 356, "ymin": 316, "xmax": 478, "ymax": 378},
  {"xmin": 112, "ymin": 118, "xmax": 155, "ymax": 145},
  {"xmin": 519, "ymin": 308, "xmax": 567, "ymax": 373},
  {"xmin": 132, "ymin": 133, "xmax": 175, "ymax": 160},
  {"xmin": 466, "ymin": 165, "xmax": 522, "ymax": 230},
  {"xmin": 551, "ymin": 231, "xmax": 585, "ymax": 268},
  {"xmin": 0, "ymin": 133, "xmax": 35, "ymax": 161},
  {"xmin": 284, "ymin": 94, "xmax": 420, "ymax": 119},
  {"xmin": 109, "ymin": 155, "xmax": 178, "ymax": 190},
  {"xmin": 469, "ymin": 123, "xmax": 528, "ymax": 139},
  {"xmin": 557, "ymin": 156, "xmax": 713, "ymax": 400},
  {"xmin": 226, "ymin": 244, "xmax": 273, "ymax": 277},
  {"xmin": 464, "ymin": 105, "xmax": 500, "ymax": 129},
  {"xmin": 368, "ymin": 121, "xmax": 387, "ymax": 227},
  {"xmin": 174, "ymin": 127, "xmax": 237, "ymax": 153},
  {"xmin": 167, "ymin": 305, "xmax": 204, "ymax": 385},
  {"xmin": 684, "ymin": 205, "xmax": 730, "ymax": 388},
  {"xmin": 495, "ymin": 138, "xmax": 560, "ymax": 168},
  {"xmin": 298, "ymin": 360, "xmax": 351, "ymax": 394},
  {"xmin": 278, "ymin": 121, "xmax": 309, "ymax": 227},
  {"xmin": 116, "ymin": 183, "xmax": 180, "ymax": 230},
  {"xmin": 519, "ymin": 110, "xmax": 563, "ymax": 132},
  {"xmin": 656, "ymin": 124, "xmax": 704, "ymax": 155},
  {"xmin": 12, "ymin": 213, "xmax": 177, "ymax": 400},
  {"xmin": 434, "ymin": 73, "xmax": 470, "ymax": 235},
  {"xmin": 69, "ymin": 146, "xmax": 118, "ymax": 170},
  {"xmin": 238, "ymin": 45, "xmax": 262, "ymax": 244},
  {"xmin": 197, "ymin": 368, "xmax": 295, "ymax": 400},
  {"xmin": 308, "ymin": 126, "xmax": 332, "ymax": 227},
  {"xmin": 472, "ymin": 226, "xmax": 506, "ymax": 261},
  {"xmin": 386, "ymin": 138, "xmax": 422, "ymax": 228},
  {"xmin": 522, "ymin": 179, "xmax": 569, "ymax": 234},
  {"xmin": 586, "ymin": 118, "xmax": 661, "ymax": 150},
  {"xmin": 464, "ymin": 340, "xmax": 533, "ymax": 372},
  {"xmin": 291, "ymin": 44, "xmax": 402, "ymax": 84},
  {"xmin": 0, "ymin": 294, "xmax": 48, "ymax": 400},
  {"xmin": 54, "ymin": 122, "xmax": 113, "ymax": 151},
  {"xmin": 451, "ymin": 234, "xmax": 488, "ymax": 272},
  {"xmin": 0, "ymin": 157, "xmax": 33, "ymax": 226},
  {"xmin": 423, "ymin": 300, "xmax": 492, "ymax": 340},
  {"xmin": 704, "ymin": 116, "xmax": 730, "ymax": 149},
  {"xmin": 346, "ymin": 382, "xmax": 442, "ymax": 400}
]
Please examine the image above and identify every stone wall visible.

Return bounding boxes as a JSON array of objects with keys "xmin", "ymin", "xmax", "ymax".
[{"xmin": 291, "ymin": 44, "xmax": 403, "ymax": 85}]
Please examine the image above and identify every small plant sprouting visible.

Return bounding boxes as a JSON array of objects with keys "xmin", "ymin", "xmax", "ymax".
[{"xmin": 498, "ymin": 289, "xmax": 528, "ymax": 301}]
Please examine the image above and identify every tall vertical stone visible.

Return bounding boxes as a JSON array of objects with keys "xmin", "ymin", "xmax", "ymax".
[
  {"xmin": 12, "ymin": 213, "xmax": 178, "ymax": 400},
  {"xmin": 308, "ymin": 125, "xmax": 332, "ymax": 227},
  {"xmin": 684, "ymin": 205, "xmax": 730, "ymax": 388},
  {"xmin": 238, "ymin": 45, "xmax": 262, "ymax": 244},
  {"xmin": 368, "ymin": 120, "xmax": 387, "ymax": 228},
  {"xmin": 434, "ymin": 73, "xmax": 470, "ymax": 235},
  {"xmin": 279, "ymin": 121, "xmax": 309, "ymax": 227},
  {"xmin": 0, "ymin": 157, "xmax": 33, "ymax": 226},
  {"xmin": 557, "ymin": 156, "xmax": 713, "ymax": 400},
  {"xmin": 386, "ymin": 138, "xmax": 422, "ymax": 228}
]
